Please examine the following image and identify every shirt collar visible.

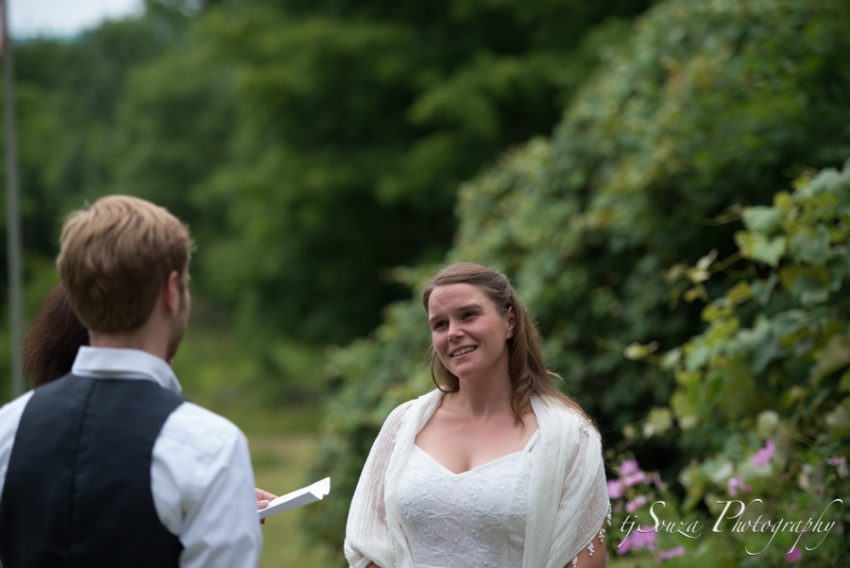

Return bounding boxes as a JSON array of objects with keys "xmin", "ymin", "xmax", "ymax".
[{"xmin": 71, "ymin": 346, "xmax": 183, "ymax": 395}]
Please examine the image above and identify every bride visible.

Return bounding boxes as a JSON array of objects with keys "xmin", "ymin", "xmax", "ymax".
[{"xmin": 345, "ymin": 263, "xmax": 609, "ymax": 568}]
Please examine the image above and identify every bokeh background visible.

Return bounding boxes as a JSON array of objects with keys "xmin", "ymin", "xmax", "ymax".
[{"xmin": 1, "ymin": 0, "xmax": 849, "ymax": 565}]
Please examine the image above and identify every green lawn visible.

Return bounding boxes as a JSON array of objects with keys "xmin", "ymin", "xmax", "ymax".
[
  {"xmin": 251, "ymin": 434, "xmax": 337, "ymax": 567},
  {"xmin": 232, "ymin": 400, "xmax": 339, "ymax": 567},
  {"xmin": 175, "ymin": 328, "xmax": 340, "ymax": 566}
]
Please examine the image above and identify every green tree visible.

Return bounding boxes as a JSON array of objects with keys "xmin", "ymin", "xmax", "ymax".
[
  {"xmin": 0, "ymin": 6, "xmax": 189, "ymax": 395},
  {"xmin": 182, "ymin": 0, "xmax": 654, "ymax": 345}
]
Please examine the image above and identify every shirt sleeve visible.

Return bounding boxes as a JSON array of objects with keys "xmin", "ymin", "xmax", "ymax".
[
  {"xmin": 0, "ymin": 392, "xmax": 34, "ymax": 502},
  {"xmin": 152, "ymin": 403, "xmax": 262, "ymax": 568},
  {"xmin": 0, "ymin": 395, "xmax": 28, "ymax": 568}
]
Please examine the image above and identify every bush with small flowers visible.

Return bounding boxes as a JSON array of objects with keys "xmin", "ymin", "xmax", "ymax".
[{"xmin": 606, "ymin": 456, "xmax": 704, "ymax": 565}]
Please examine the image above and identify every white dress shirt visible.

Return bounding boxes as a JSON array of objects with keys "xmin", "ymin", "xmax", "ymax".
[{"xmin": 0, "ymin": 346, "xmax": 262, "ymax": 568}]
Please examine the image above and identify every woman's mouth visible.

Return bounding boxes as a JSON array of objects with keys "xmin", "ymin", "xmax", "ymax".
[{"xmin": 450, "ymin": 346, "xmax": 477, "ymax": 358}]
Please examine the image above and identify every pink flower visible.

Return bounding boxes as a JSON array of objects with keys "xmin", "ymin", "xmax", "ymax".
[
  {"xmin": 607, "ymin": 479, "xmax": 623, "ymax": 499},
  {"xmin": 626, "ymin": 495, "xmax": 648, "ymax": 513},
  {"xmin": 658, "ymin": 546, "xmax": 686, "ymax": 560},
  {"xmin": 619, "ymin": 459, "xmax": 640, "ymax": 477},
  {"xmin": 785, "ymin": 548, "xmax": 802, "ymax": 563},
  {"xmin": 617, "ymin": 526, "xmax": 657, "ymax": 554},
  {"xmin": 650, "ymin": 472, "xmax": 665, "ymax": 489},
  {"xmin": 827, "ymin": 456, "xmax": 846, "ymax": 466},
  {"xmin": 752, "ymin": 439, "xmax": 775, "ymax": 468},
  {"xmin": 624, "ymin": 470, "xmax": 647, "ymax": 487},
  {"xmin": 727, "ymin": 476, "xmax": 751, "ymax": 497}
]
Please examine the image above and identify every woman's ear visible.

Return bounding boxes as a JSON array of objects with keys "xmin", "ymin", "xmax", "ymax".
[{"xmin": 506, "ymin": 307, "xmax": 516, "ymax": 338}]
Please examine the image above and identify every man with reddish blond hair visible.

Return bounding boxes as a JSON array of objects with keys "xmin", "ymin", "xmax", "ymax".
[
  {"xmin": 0, "ymin": 195, "xmax": 261, "ymax": 567},
  {"xmin": 58, "ymin": 195, "xmax": 193, "ymax": 338}
]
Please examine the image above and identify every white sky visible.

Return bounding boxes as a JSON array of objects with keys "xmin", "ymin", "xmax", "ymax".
[{"xmin": 8, "ymin": 0, "xmax": 144, "ymax": 38}]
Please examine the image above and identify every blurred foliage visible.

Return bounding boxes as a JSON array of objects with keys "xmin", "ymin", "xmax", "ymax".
[
  {"xmin": 1, "ymin": 9, "xmax": 188, "ymax": 370},
  {"xmin": 305, "ymin": 0, "xmax": 850, "ymax": 561},
  {"xmin": 185, "ymin": 0, "xmax": 653, "ymax": 344},
  {"xmin": 650, "ymin": 162, "xmax": 850, "ymax": 565},
  {"xmin": 604, "ymin": 163, "xmax": 850, "ymax": 566},
  {"xmin": 2, "ymin": 0, "xmax": 653, "ymax": 402}
]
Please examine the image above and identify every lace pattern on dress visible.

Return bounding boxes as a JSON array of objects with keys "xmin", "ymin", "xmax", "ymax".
[{"xmin": 396, "ymin": 432, "xmax": 539, "ymax": 567}]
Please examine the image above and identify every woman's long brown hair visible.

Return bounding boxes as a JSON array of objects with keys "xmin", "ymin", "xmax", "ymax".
[
  {"xmin": 422, "ymin": 263, "xmax": 590, "ymax": 423},
  {"xmin": 23, "ymin": 283, "xmax": 89, "ymax": 387}
]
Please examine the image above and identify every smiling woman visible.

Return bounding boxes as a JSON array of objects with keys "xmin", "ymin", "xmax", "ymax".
[
  {"xmin": 345, "ymin": 263, "xmax": 611, "ymax": 568},
  {"xmin": 8, "ymin": 0, "xmax": 143, "ymax": 38},
  {"xmin": 426, "ymin": 282, "xmax": 515, "ymax": 394}
]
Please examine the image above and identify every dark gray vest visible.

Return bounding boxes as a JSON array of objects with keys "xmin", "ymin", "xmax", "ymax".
[{"xmin": 0, "ymin": 374, "xmax": 184, "ymax": 567}]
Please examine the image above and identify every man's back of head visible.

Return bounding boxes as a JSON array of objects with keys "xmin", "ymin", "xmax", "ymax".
[{"xmin": 57, "ymin": 195, "xmax": 192, "ymax": 335}]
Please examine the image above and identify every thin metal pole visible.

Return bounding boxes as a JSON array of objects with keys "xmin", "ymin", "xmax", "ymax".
[{"xmin": 2, "ymin": 0, "xmax": 25, "ymax": 398}]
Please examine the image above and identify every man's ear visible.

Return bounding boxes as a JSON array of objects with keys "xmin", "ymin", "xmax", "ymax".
[{"xmin": 163, "ymin": 270, "xmax": 182, "ymax": 314}]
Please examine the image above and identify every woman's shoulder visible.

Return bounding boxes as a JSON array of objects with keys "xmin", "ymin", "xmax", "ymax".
[
  {"xmin": 533, "ymin": 396, "xmax": 605, "ymax": 476},
  {"xmin": 382, "ymin": 389, "xmax": 443, "ymax": 427},
  {"xmin": 532, "ymin": 394, "xmax": 600, "ymax": 439}
]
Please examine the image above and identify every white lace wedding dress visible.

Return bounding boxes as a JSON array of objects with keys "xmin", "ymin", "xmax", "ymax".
[{"xmin": 396, "ymin": 431, "xmax": 540, "ymax": 567}]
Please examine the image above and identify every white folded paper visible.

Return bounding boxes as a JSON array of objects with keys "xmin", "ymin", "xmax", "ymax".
[{"xmin": 258, "ymin": 477, "xmax": 331, "ymax": 520}]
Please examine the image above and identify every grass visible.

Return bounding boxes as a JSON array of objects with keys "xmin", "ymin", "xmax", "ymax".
[
  {"xmin": 250, "ymin": 433, "xmax": 337, "ymax": 568},
  {"xmin": 203, "ymin": 399, "xmax": 338, "ymax": 567},
  {"xmin": 173, "ymin": 326, "xmax": 341, "ymax": 565}
]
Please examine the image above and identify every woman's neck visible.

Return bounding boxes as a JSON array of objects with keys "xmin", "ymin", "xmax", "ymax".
[{"xmin": 445, "ymin": 374, "xmax": 514, "ymax": 418}]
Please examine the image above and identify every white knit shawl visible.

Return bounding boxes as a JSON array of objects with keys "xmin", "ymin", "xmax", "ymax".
[{"xmin": 344, "ymin": 390, "xmax": 610, "ymax": 568}]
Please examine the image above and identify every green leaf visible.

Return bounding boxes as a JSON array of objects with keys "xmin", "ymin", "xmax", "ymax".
[
  {"xmin": 742, "ymin": 205, "xmax": 784, "ymax": 234},
  {"xmin": 684, "ymin": 343, "xmax": 712, "ymax": 371},
  {"xmin": 671, "ymin": 390, "xmax": 699, "ymax": 430},
  {"xmin": 702, "ymin": 455, "xmax": 735, "ymax": 485},
  {"xmin": 679, "ymin": 463, "xmax": 707, "ymax": 512},
  {"xmin": 643, "ymin": 407, "xmax": 673, "ymax": 438},
  {"xmin": 750, "ymin": 275, "xmax": 777, "ymax": 305},
  {"xmin": 702, "ymin": 300, "xmax": 734, "ymax": 323},
  {"xmin": 726, "ymin": 281, "xmax": 752, "ymax": 304},
  {"xmin": 716, "ymin": 357, "xmax": 756, "ymax": 420},
  {"xmin": 811, "ymin": 335, "xmax": 850, "ymax": 384},
  {"xmin": 788, "ymin": 225, "xmax": 831, "ymax": 266},
  {"xmin": 735, "ymin": 232, "xmax": 786, "ymax": 266},
  {"xmin": 749, "ymin": 337, "xmax": 779, "ymax": 374},
  {"xmin": 661, "ymin": 348, "xmax": 682, "ymax": 370},
  {"xmin": 778, "ymin": 265, "xmax": 830, "ymax": 305},
  {"xmin": 756, "ymin": 410, "xmax": 780, "ymax": 438},
  {"xmin": 824, "ymin": 402, "xmax": 850, "ymax": 440},
  {"xmin": 624, "ymin": 341, "xmax": 659, "ymax": 360}
]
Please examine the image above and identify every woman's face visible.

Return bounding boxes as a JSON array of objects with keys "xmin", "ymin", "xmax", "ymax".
[{"xmin": 427, "ymin": 283, "xmax": 514, "ymax": 383}]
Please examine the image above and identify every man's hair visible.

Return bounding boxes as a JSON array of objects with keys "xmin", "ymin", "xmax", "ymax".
[{"xmin": 57, "ymin": 195, "xmax": 192, "ymax": 333}]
